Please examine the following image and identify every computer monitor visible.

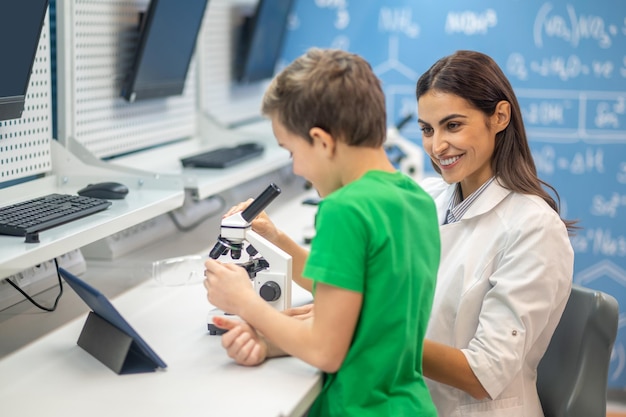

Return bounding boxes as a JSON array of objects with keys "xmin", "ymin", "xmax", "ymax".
[
  {"xmin": 234, "ymin": 0, "xmax": 295, "ymax": 84},
  {"xmin": 0, "ymin": 0, "xmax": 49, "ymax": 121},
  {"xmin": 121, "ymin": 0, "xmax": 210, "ymax": 102}
]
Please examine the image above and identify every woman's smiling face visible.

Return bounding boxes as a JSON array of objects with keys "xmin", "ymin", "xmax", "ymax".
[{"xmin": 418, "ymin": 90, "xmax": 502, "ymax": 198}]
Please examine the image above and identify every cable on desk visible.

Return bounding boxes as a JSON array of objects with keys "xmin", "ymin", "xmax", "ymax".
[
  {"xmin": 5, "ymin": 258, "xmax": 64, "ymax": 312},
  {"xmin": 168, "ymin": 195, "xmax": 226, "ymax": 232}
]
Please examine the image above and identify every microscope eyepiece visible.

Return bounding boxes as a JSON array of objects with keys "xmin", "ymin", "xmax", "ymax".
[{"xmin": 241, "ymin": 183, "xmax": 281, "ymax": 223}]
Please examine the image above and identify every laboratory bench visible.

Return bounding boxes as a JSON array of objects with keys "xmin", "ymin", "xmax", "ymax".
[{"xmin": 0, "ymin": 172, "xmax": 321, "ymax": 416}]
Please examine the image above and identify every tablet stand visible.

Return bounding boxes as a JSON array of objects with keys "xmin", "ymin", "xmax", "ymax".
[{"xmin": 77, "ymin": 311, "xmax": 161, "ymax": 374}]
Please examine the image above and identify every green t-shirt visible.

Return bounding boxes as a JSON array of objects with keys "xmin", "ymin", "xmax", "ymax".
[{"xmin": 305, "ymin": 170, "xmax": 440, "ymax": 417}]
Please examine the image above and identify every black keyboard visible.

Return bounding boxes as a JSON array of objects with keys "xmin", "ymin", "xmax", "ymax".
[
  {"xmin": 0, "ymin": 193, "xmax": 112, "ymax": 242},
  {"xmin": 180, "ymin": 142, "xmax": 265, "ymax": 169}
]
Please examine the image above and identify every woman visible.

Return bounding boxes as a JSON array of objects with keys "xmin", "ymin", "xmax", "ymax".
[{"xmin": 416, "ymin": 50, "xmax": 576, "ymax": 417}]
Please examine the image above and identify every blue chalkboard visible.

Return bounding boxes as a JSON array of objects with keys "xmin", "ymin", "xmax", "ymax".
[{"xmin": 281, "ymin": 0, "xmax": 626, "ymax": 390}]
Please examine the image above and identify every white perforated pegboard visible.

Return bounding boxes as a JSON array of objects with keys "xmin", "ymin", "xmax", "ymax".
[
  {"xmin": 197, "ymin": 0, "xmax": 270, "ymax": 127},
  {"xmin": 0, "ymin": 11, "xmax": 52, "ymax": 183},
  {"xmin": 55, "ymin": 0, "xmax": 200, "ymax": 159}
]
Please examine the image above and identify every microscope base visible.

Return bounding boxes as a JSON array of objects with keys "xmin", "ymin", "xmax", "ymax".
[
  {"xmin": 207, "ymin": 323, "xmax": 226, "ymax": 336},
  {"xmin": 207, "ymin": 308, "xmax": 243, "ymax": 335}
]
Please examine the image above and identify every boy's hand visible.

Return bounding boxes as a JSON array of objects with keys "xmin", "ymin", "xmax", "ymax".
[
  {"xmin": 204, "ymin": 259, "xmax": 256, "ymax": 316},
  {"xmin": 224, "ymin": 199, "xmax": 280, "ymax": 243},
  {"xmin": 212, "ymin": 316, "xmax": 268, "ymax": 366},
  {"xmin": 283, "ymin": 304, "xmax": 314, "ymax": 320}
]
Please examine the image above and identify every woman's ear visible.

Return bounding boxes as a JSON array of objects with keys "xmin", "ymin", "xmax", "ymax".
[
  {"xmin": 493, "ymin": 100, "xmax": 511, "ymax": 133},
  {"xmin": 309, "ymin": 127, "xmax": 336, "ymax": 156}
]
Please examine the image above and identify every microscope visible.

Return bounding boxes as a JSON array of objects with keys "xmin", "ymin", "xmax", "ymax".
[
  {"xmin": 385, "ymin": 114, "xmax": 425, "ymax": 182},
  {"xmin": 206, "ymin": 183, "xmax": 292, "ymax": 335}
]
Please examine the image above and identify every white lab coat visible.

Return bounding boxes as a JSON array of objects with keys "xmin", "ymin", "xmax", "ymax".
[{"xmin": 421, "ymin": 177, "xmax": 574, "ymax": 417}]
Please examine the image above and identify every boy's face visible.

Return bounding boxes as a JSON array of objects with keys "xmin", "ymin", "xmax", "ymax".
[{"xmin": 271, "ymin": 117, "xmax": 335, "ymax": 197}]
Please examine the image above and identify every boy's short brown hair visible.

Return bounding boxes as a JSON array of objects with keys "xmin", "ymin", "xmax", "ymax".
[{"xmin": 261, "ymin": 48, "xmax": 386, "ymax": 147}]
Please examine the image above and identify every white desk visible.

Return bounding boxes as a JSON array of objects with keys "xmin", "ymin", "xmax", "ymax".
[
  {"xmin": 0, "ymin": 278, "xmax": 320, "ymax": 417},
  {"xmin": 109, "ymin": 118, "xmax": 292, "ymax": 201},
  {"xmin": 0, "ymin": 141, "xmax": 185, "ymax": 279},
  {"xmin": 0, "ymin": 171, "xmax": 322, "ymax": 416}
]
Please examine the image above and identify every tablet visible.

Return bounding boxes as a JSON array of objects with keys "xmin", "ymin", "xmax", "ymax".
[{"xmin": 59, "ymin": 267, "xmax": 167, "ymax": 371}]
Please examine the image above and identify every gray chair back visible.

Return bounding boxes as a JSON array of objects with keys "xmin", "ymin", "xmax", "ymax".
[{"xmin": 537, "ymin": 284, "xmax": 619, "ymax": 417}]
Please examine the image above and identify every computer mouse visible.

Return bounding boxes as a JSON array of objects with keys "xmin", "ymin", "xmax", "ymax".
[{"xmin": 77, "ymin": 182, "xmax": 129, "ymax": 200}]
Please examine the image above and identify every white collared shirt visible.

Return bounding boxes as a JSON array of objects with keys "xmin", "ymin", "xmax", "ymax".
[{"xmin": 444, "ymin": 177, "xmax": 495, "ymax": 224}]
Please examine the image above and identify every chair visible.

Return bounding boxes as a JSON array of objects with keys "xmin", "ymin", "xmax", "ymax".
[{"xmin": 537, "ymin": 284, "xmax": 619, "ymax": 417}]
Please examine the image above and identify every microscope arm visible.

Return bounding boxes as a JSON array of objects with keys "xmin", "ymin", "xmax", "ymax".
[
  {"xmin": 246, "ymin": 230, "xmax": 292, "ymax": 310},
  {"xmin": 246, "ymin": 230, "xmax": 290, "ymax": 272}
]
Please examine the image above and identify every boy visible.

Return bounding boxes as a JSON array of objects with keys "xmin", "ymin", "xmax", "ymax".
[{"xmin": 204, "ymin": 48, "xmax": 439, "ymax": 417}]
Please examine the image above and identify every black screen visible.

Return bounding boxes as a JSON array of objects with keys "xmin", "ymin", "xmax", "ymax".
[
  {"xmin": 234, "ymin": 0, "xmax": 295, "ymax": 84},
  {"xmin": 0, "ymin": 0, "xmax": 49, "ymax": 121},
  {"xmin": 121, "ymin": 0, "xmax": 210, "ymax": 102}
]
